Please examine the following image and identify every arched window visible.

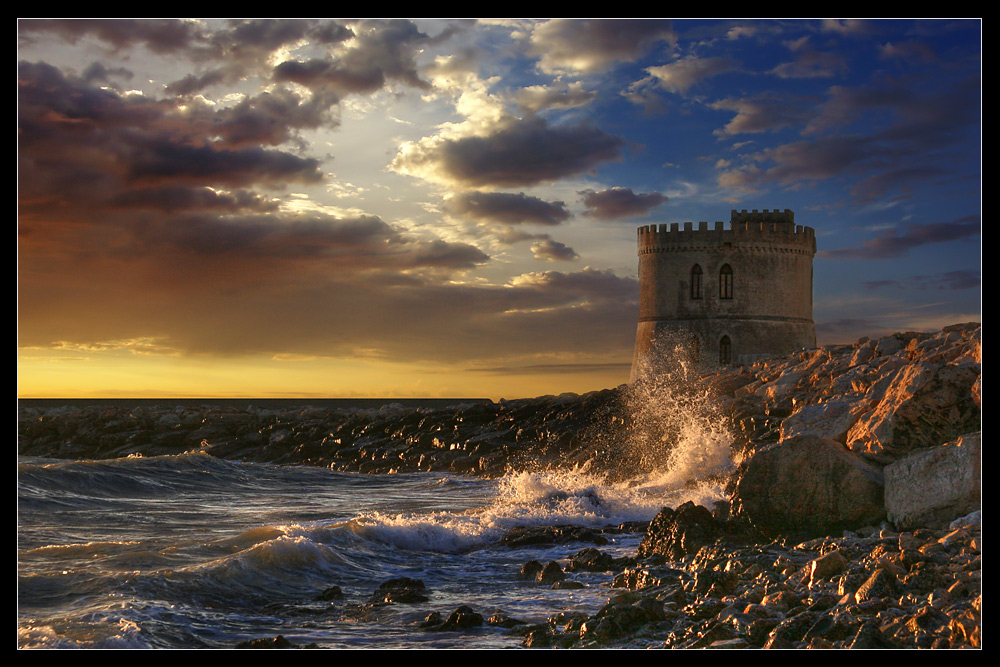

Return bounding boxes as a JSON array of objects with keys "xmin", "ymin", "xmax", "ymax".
[
  {"xmin": 719, "ymin": 264, "xmax": 733, "ymax": 300},
  {"xmin": 719, "ymin": 335, "xmax": 731, "ymax": 365},
  {"xmin": 690, "ymin": 265, "xmax": 703, "ymax": 299}
]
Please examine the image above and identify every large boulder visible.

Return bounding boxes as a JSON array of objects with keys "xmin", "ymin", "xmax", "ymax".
[
  {"xmin": 884, "ymin": 432, "xmax": 981, "ymax": 530},
  {"xmin": 734, "ymin": 434, "xmax": 885, "ymax": 537}
]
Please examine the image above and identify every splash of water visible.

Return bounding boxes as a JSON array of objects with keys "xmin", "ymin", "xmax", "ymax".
[{"xmin": 615, "ymin": 330, "xmax": 736, "ymax": 503}]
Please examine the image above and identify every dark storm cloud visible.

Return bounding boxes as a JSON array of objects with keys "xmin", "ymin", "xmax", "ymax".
[
  {"xmin": 819, "ymin": 216, "xmax": 981, "ymax": 260},
  {"xmin": 164, "ymin": 69, "xmax": 228, "ymax": 96},
  {"xmin": 273, "ymin": 59, "xmax": 388, "ymax": 95},
  {"xmin": 22, "ymin": 19, "xmax": 438, "ymax": 102},
  {"xmin": 863, "ymin": 270, "xmax": 980, "ymax": 291},
  {"xmin": 530, "ymin": 239, "xmax": 579, "ymax": 262},
  {"xmin": 126, "ymin": 139, "xmax": 323, "ymax": 188},
  {"xmin": 81, "ymin": 61, "xmax": 134, "ymax": 84},
  {"xmin": 579, "ymin": 187, "xmax": 667, "ymax": 219},
  {"xmin": 16, "ymin": 62, "xmax": 488, "ymax": 279},
  {"xmin": 272, "ymin": 19, "xmax": 435, "ymax": 94},
  {"xmin": 210, "ymin": 18, "xmax": 350, "ymax": 61},
  {"xmin": 447, "ymin": 192, "xmax": 570, "ymax": 226},
  {"xmin": 194, "ymin": 87, "xmax": 339, "ymax": 148},
  {"xmin": 396, "ymin": 116, "xmax": 625, "ymax": 188},
  {"xmin": 17, "ymin": 60, "xmax": 323, "ymax": 225},
  {"xmin": 20, "ymin": 237, "xmax": 635, "ymax": 363},
  {"xmin": 130, "ymin": 212, "xmax": 489, "ymax": 269},
  {"xmin": 111, "ymin": 187, "xmax": 280, "ymax": 214},
  {"xmin": 18, "ymin": 18, "xmax": 202, "ymax": 54}
]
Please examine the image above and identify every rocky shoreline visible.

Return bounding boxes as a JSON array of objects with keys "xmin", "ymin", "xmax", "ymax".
[{"xmin": 18, "ymin": 322, "xmax": 981, "ymax": 648}]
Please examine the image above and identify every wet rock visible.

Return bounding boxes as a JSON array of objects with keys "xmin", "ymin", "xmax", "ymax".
[
  {"xmin": 502, "ymin": 525, "xmax": 610, "ymax": 548},
  {"xmin": 486, "ymin": 613, "xmax": 525, "ymax": 628},
  {"xmin": 235, "ymin": 635, "xmax": 297, "ymax": 649},
  {"xmin": 314, "ymin": 585, "xmax": 344, "ymax": 601},
  {"xmin": 370, "ymin": 577, "xmax": 429, "ymax": 603},
  {"xmin": 536, "ymin": 561, "xmax": 565, "ymax": 585},
  {"xmin": 424, "ymin": 605, "xmax": 484, "ymax": 632},
  {"xmin": 517, "ymin": 560, "xmax": 543, "ymax": 580},
  {"xmin": 948, "ymin": 603, "xmax": 981, "ymax": 648},
  {"xmin": 420, "ymin": 611, "xmax": 443, "ymax": 628},
  {"xmin": 565, "ymin": 547, "xmax": 615, "ymax": 572}
]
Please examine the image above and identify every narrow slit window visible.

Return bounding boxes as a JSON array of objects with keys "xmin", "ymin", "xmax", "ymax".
[
  {"xmin": 719, "ymin": 335, "xmax": 731, "ymax": 365},
  {"xmin": 719, "ymin": 264, "xmax": 733, "ymax": 300},
  {"xmin": 690, "ymin": 265, "xmax": 703, "ymax": 299}
]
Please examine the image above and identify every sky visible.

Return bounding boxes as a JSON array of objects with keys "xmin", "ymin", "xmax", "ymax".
[{"xmin": 17, "ymin": 19, "xmax": 982, "ymax": 399}]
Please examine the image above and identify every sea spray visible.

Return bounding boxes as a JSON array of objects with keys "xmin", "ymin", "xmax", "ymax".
[{"xmin": 618, "ymin": 330, "xmax": 736, "ymax": 504}]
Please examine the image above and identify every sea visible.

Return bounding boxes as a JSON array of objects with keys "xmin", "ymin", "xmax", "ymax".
[{"xmin": 18, "ymin": 386, "xmax": 735, "ymax": 649}]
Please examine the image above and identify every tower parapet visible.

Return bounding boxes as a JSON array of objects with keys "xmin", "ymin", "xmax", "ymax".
[
  {"xmin": 631, "ymin": 209, "xmax": 817, "ymax": 378},
  {"xmin": 637, "ymin": 209, "xmax": 815, "ymax": 255}
]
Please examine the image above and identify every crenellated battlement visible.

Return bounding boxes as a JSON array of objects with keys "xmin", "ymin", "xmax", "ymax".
[
  {"xmin": 637, "ymin": 209, "xmax": 815, "ymax": 255},
  {"xmin": 730, "ymin": 208, "xmax": 794, "ymax": 224}
]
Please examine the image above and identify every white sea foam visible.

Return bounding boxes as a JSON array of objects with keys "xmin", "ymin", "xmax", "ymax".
[{"xmin": 343, "ymin": 335, "xmax": 737, "ymax": 556}]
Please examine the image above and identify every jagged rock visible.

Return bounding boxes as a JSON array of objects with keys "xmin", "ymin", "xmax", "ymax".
[
  {"xmin": 566, "ymin": 547, "xmax": 615, "ymax": 572},
  {"xmin": 536, "ymin": 561, "xmax": 565, "ymax": 585},
  {"xmin": 884, "ymin": 432, "xmax": 981, "ymax": 530},
  {"xmin": 845, "ymin": 362, "xmax": 981, "ymax": 459},
  {"xmin": 637, "ymin": 502, "xmax": 736, "ymax": 560},
  {"xmin": 424, "ymin": 605, "xmax": 484, "ymax": 631},
  {"xmin": 779, "ymin": 399, "xmax": 861, "ymax": 443},
  {"xmin": 734, "ymin": 434, "xmax": 885, "ymax": 537},
  {"xmin": 853, "ymin": 567, "xmax": 898, "ymax": 603},
  {"xmin": 807, "ymin": 549, "xmax": 847, "ymax": 588}
]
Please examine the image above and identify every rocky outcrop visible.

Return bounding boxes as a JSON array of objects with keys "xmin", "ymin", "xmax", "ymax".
[
  {"xmin": 884, "ymin": 432, "xmax": 982, "ymax": 530},
  {"xmin": 719, "ymin": 323, "xmax": 980, "ymax": 535},
  {"xmin": 17, "ymin": 390, "xmax": 624, "ymax": 476},
  {"xmin": 717, "ymin": 322, "xmax": 980, "ymax": 460}
]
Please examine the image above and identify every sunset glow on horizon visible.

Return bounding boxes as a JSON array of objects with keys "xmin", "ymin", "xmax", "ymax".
[{"xmin": 17, "ymin": 19, "xmax": 981, "ymax": 399}]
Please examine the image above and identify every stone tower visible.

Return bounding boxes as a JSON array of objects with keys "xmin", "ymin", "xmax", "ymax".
[{"xmin": 631, "ymin": 209, "xmax": 816, "ymax": 379}]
